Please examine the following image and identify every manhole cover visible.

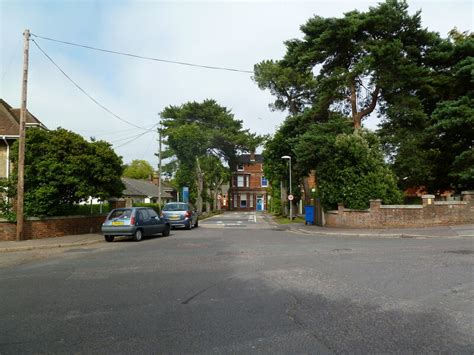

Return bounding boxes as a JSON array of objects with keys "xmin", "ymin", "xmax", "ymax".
[{"xmin": 445, "ymin": 250, "xmax": 474, "ymax": 255}]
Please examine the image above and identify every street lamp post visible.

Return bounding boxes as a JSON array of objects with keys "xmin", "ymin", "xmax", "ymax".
[{"xmin": 281, "ymin": 155, "xmax": 292, "ymax": 220}]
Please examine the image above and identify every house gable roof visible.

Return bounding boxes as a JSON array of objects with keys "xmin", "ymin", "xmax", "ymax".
[
  {"xmin": 0, "ymin": 99, "xmax": 46, "ymax": 136},
  {"xmin": 121, "ymin": 177, "xmax": 175, "ymax": 199},
  {"xmin": 236, "ymin": 154, "xmax": 264, "ymax": 164}
]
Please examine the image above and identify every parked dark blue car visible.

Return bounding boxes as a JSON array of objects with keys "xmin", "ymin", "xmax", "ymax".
[{"xmin": 101, "ymin": 207, "xmax": 170, "ymax": 242}]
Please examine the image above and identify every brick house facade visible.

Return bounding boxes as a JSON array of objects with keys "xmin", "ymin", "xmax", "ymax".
[{"xmin": 228, "ymin": 152, "xmax": 269, "ymax": 211}]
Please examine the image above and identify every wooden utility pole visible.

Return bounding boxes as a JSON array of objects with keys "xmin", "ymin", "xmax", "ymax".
[
  {"xmin": 16, "ymin": 29, "xmax": 30, "ymax": 241},
  {"xmin": 157, "ymin": 117, "xmax": 162, "ymax": 207}
]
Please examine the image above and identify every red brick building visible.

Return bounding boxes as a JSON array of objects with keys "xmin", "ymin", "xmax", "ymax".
[{"xmin": 228, "ymin": 152, "xmax": 268, "ymax": 211}]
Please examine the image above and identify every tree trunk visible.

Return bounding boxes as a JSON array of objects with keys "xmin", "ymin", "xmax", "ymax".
[
  {"xmin": 195, "ymin": 157, "xmax": 204, "ymax": 215},
  {"xmin": 349, "ymin": 79, "xmax": 380, "ymax": 130},
  {"xmin": 205, "ymin": 188, "xmax": 211, "ymax": 213}
]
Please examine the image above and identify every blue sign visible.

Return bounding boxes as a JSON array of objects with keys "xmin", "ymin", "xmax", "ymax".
[{"xmin": 182, "ymin": 186, "xmax": 189, "ymax": 203}]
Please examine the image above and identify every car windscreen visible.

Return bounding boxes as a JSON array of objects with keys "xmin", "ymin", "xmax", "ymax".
[
  {"xmin": 108, "ymin": 209, "xmax": 132, "ymax": 220},
  {"xmin": 163, "ymin": 204, "xmax": 187, "ymax": 211}
]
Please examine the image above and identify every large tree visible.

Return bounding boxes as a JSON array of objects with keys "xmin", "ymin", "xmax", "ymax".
[
  {"xmin": 123, "ymin": 159, "xmax": 154, "ymax": 180},
  {"xmin": 9, "ymin": 128, "xmax": 124, "ymax": 217},
  {"xmin": 379, "ymin": 29, "xmax": 474, "ymax": 192},
  {"xmin": 160, "ymin": 99, "xmax": 260, "ymax": 213},
  {"xmin": 254, "ymin": 0, "xmax": 438, "ymax": 129}
]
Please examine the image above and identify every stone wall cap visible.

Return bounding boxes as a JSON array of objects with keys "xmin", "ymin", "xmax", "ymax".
[
  {"xmin": 461, "ymin": 191, "xmax": 474, "ymax": 195},
  {"xmin": 421, "ymin": 194, "xmax": 435, "ymax": 198},
  {"xmin": 381, "ymin": 205, "xmax": 423, "ymax": 209}
]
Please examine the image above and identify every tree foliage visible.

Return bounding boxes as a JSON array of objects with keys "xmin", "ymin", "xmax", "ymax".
[
  {"xmin": 123, "ymin": 159, "xmax": 154, "ymax": 180},
  {"xmin": 160, "ymin": 99, "xmax": 261, "ymax": 212},
  {"xmin": 257, "ymin": 0, "xmax": 472, "ymax": 206},
  {"xmin": 9, "ymin": 128, "xmax": 124, "ymax": 217}
]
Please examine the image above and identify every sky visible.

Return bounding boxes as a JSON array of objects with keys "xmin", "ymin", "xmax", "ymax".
[{"xmin": 1, "ymin": 0, "xmax": 472, "ymax": 168}]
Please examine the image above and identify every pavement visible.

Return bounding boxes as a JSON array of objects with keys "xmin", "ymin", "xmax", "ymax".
[
  {"xmin": 0, "ymin": 233, "xmax": 104, "ymax": 253},
  {"xmin": 0, "ymin": 216, "xmax": 473, "ymax": 253}
]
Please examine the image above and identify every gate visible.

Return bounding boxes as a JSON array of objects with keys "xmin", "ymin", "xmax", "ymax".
[{"xmin": 314, "ymin": 198, "xmax": 323, "ymax": 226}]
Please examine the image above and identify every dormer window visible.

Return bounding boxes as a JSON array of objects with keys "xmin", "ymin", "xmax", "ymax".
[{"xmin": 237, "ymin": 164, "xmax": 244, "ymax": 171}]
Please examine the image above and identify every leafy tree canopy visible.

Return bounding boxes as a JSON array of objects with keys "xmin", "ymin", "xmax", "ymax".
[
  {"xmin": 10, "ymin": 128, "xmax": 124, "ymax": 217},
  {"xmin": 123, "ymin": 159, "xmax": 154, "ymax": 180}
]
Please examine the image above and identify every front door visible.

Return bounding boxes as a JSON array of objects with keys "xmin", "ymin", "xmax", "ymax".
[{"xmin": 256, "ymin": 196, "xmax": 264, "ymax": 211}]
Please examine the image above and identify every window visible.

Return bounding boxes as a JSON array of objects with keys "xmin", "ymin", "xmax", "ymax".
[
  {"xmin": 237, "ymin": 175, "xmax": 244, "ymax": 187},
  {"xmin": 240, "ymin": 194, "xmax": 247, "ymax": 208},
  {"xmin": 237, "ymin": 164, "xmax": 244, "ymax": 171},
  {"xmin": 249, "ymin": 193, "xmax": 254, "ymax": 208},
  {"xmin": 233, "ymin": 194, "xmax": 238, "ymax": 208},
  {"xmin": 261, "ymin": 176, "xmax": 268, "ymax": 187}
]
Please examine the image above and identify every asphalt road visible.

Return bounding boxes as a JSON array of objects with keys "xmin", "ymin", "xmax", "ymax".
[{"xmin": 1, "ymin": 213, "xmax": 473, "ymax": 353}]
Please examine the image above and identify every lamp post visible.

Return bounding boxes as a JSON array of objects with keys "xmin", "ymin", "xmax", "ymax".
[{"xmin": 281, "ymin": 155, "xmax": 292, "ymax": 220}]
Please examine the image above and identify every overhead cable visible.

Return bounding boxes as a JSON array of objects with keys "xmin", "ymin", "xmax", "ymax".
[
  {"xmin": 31, "ymin": 39, "xmax": 155, "ymax": 132},
  {"xmin": 31, "ymin": 33, "xmax": 254, "ymax": 74},
  {"xmin": 114, "ymin": 130, "xmax": 155, "ymax": 149}
]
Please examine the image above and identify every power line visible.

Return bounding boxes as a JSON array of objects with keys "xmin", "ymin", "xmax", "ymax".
[
  {"xmin": 31, "ymin": 33, "xmax": 254, "ymax": 74},
  {"xmin": 114, "ymin": 129, "xmax": 155, "ymax": 149},
  {"xmin": 31, "ymin": 39, "xmax": 155, "ymax": 132}
]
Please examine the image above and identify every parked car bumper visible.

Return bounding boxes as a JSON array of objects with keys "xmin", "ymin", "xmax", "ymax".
[
  {"xmin": 164, "ymin": 218, "xmax": 191, "ymax": 228},
  {"xmin": 101, "ymin": 225, "xmax": 136, "ymax": 236}
]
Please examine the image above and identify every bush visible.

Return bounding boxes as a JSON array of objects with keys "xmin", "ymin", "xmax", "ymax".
[
  {"xmin": 318, "ymin": 131, "xmax": 402, "ymax": 210},
  {"xmin": 132, "ymin": 202, "xmax": 161, "ymax": 214}
]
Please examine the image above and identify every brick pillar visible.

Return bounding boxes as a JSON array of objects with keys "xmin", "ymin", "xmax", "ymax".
[
  {"xmin": 337, "ymin": 202, "xmax": 345, "ymax": 213},
  {"xmin": 461, "ymin": 191, "xmax": 474, "ymax": 202},
  {"xmin": 370, "ymin": 199, "xmax": 382, "ymax": 210},
  {"xmin": 422, "ymin": 194, "xmax": 435, "ymax": 206}
]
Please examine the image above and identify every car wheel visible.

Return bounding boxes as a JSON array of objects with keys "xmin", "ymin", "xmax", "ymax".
[
  {"xmin": 163, "ymin": 225, "xmax": 170, "ymax": 237},
  {"xmin": 134, "ymin": 229, "xmax": 143, "ymax": 241},
  {"xmin": 104, "ymin": 235, "xmax": 114, "ymax": 242},
  {"xmin": 185, "ymin": 221, "xmax": 192, "ymax": 230},
  {"xmin": 194, "ymin": 219, "xmax": 199, "ymax": 228}
]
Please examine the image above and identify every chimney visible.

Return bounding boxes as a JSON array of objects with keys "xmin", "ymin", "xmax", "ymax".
[
  {"xmin": 152, "ymin": 172, "xmax": 160, "ymax": 186},
  {"xmin": 250, "ymin": 149, "xmax": 255, "ymax": 162}
]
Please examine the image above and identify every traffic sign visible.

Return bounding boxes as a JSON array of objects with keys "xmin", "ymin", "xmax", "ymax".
[{"xmin": 288, "ymin": 194, "xmax": 294, "ymax": 201}]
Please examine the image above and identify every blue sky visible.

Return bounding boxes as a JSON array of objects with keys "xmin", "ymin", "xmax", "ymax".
[{"xmin": 1, "ymin": 0, "xmax": 472, "ymax": 167}]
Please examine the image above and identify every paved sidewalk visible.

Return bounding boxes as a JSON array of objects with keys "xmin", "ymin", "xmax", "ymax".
[
  {"xmin": 262, "ymin": 214, "xmax": 474, "ymax": 238},
  {"xmin": 290, "ymin": 223, "xmax": 474, "ymax": 238},
  {"xmin": 0, "ymin": 234, "xmax": 104, "ymax": 253}
]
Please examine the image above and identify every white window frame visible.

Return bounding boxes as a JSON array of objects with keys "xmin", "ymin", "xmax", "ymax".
[
  {"xmin": 237, "ymin": 164, "xmax": 244, "ymax": 171},
  {"xmin": 237, "ymin": 175, "xmax": 245, "ymax": 187}
]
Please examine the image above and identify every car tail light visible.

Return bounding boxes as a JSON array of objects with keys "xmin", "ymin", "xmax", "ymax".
[
  {"xmin": 130, "ymin": 215, "xmax": 136, "ymax": 225},
  {"xmin": 185, "ymin": 211, "xmax": 191, "ymax": 218}
]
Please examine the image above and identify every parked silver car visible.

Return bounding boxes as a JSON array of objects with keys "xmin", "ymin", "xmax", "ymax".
[
  {"xmin": 101, "ymin": 207, "xmax": 170, "ymax": 242},
  {"xmin": 161, "ymin": 202, "xmax": 198, "ymax": 229}
]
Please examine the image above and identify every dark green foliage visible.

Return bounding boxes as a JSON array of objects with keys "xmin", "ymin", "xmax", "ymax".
[
  {"xmin": 132, "ymin": 202, "xmax": 161, "ymax": 214},
  {"xmin": 293, "ymin": 119, "xmax": 402, "ymax": 210},
  {"xmin": 10, "ymin": 128, "xmax": 124, "ymax": 217},
  {"xmin": 316, "ymin": 131, "xmax": 402, "ymax": 210},
  {"xmin": 160, "ymin": 99, "xmax": 261, "ymax": 212},
  {"xmin": 379, "ymin": 29, "xmax": 474, "ymax": 192}
]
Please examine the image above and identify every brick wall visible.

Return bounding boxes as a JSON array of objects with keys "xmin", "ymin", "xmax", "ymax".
[
  {"xmin": 325, "ymin": 192, "xmax": 474, "ymax": 228},
  {"xmin": 0, "ymin": 215, "xmax": 106, "ymax": 241}
]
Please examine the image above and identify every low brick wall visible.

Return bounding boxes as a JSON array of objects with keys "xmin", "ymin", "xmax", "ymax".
[
  {"xmin": 325, "ymin": 192, "xmax": 474, "ymax": 228},
  {"xmin": 0, "ymin": 215, "xmax": 107, "ymax": 241}
]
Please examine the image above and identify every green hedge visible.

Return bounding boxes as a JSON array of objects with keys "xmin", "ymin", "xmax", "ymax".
[{"xmin": 132, "ymin": 202, "xmax": 161, "ymax": 214}]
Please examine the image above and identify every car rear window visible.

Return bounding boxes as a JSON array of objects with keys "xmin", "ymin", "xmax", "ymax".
[
  {"xmin": 163, "ymin": 203, "xmax": 187, "ymax": 211},
  {"xmin": 108, "ymin": 209, "xmax": 132, "ymax": 220}
]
